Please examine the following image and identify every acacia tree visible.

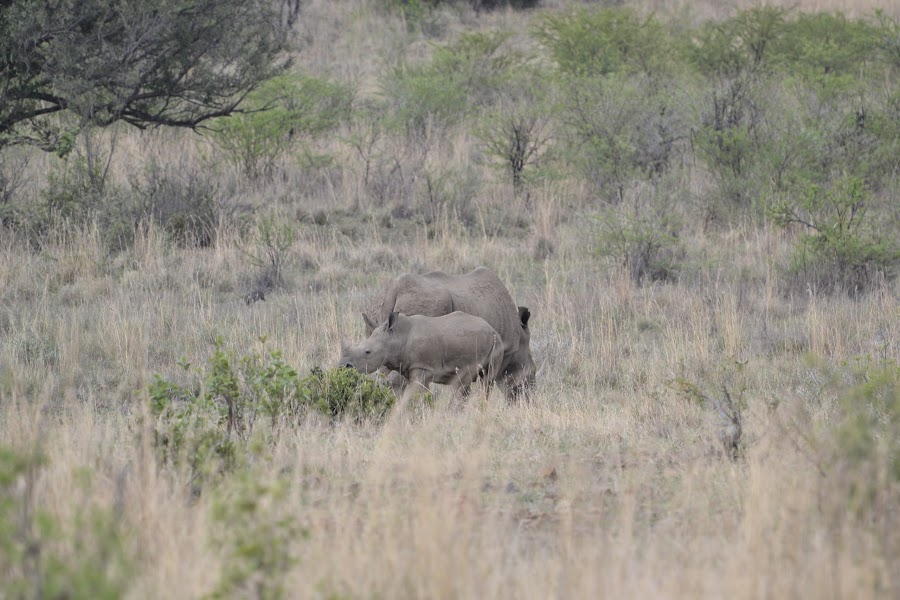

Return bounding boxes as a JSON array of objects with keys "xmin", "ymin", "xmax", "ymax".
[{"xmin": 0, "ymin": 0, "xmax": 296, "ymax": 152}]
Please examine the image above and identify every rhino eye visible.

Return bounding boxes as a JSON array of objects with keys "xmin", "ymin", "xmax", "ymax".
[{"xmin": 365, "ymin": 350, "xmax": 371, "ymax": 355}]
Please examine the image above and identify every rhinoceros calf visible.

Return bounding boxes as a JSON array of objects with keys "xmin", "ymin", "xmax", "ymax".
[
  {"xmin": 363, "ymin": 266, "xmax": 536, "ymax": 398},
  {"xmin": 340, "ymin": 311, "xmax": 505, "ymax": 404}
]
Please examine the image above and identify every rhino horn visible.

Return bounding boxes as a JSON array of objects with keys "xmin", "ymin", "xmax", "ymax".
[{"xmin": 362, "ymin": 312, "xmax": 378, "ymax": 331}]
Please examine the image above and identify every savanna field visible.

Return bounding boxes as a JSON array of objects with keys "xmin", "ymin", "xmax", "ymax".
[{"xmin": 1, "ymin": 0, "xmax": 900, "ymax": 597}]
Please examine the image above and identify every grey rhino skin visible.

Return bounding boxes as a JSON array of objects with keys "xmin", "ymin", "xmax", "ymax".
[
  {"xmin": 363, "ymin": 266, "xmax": 536, "ymax": 398},
  {"xmin": 340, "ymin": 311, "xmax": 505, "ymax": 403}
]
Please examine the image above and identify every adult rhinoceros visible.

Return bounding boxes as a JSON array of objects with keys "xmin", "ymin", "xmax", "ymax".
[
  {"xmin": 362, "ymin": 266, "xmax": 536, "ymax": 398},
  {"xmin": 341, "ymin": 311, "xmax": 505, "ymax": 404}
]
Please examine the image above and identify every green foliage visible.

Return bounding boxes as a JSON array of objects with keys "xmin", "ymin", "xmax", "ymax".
[
  {"xmin": 148, "ymin": 369, "xmax": 238, "ymax": 478},
  {"xmin": 770, "ymin": 176, "xmax": 900, "ymax": 293},
  {"xmin": 148, "ymin": 342, "xmax": 396, "ymax": 474},
  {"xmin": 304, "ymin": 367, "xmax": 396, "ymax": 424},
  {"xmin": 0, "ymin": 447, "xmax": 132, "ymax": 599},
  {"xmin": 383, "ymin": 31, "xmax": 529, "ymax": 136},
  {"xmin": 693, "ymin": 77, "xmax": 764, "ymax": 207},
  {"xmin": 556, "ymin": 74, "xmax": 687, "ymax": 201},
  {"xmin": 788, "ymin": 357, "xmax": 900, "ymax": 517},
  {"xmin": 533, "ymin": 7, "xmax": 670, "ymax": 78},
  {"xmin": 596, "ymin": 183, "xmax": 683, "ymax": 283},
  {"xmin": 213, "ymin": 74, "xmax": 353, "ymax": 179},
  {"xmin": 833, "ymin": 359, "xmax": 900, "ymax": 483},
  {"xmin": 208, "ymin": 472, "xmax": 305, "ymax": 600},
  {"xmin": 240, "ymin": 216, "xmax": 296, "ymax": 289},
  {"xmin": 776, "ymin": 13, "xmax": 883, "ymax": 100},
  {"xmin": 875, "ymin": 11, "xmax": 900, "ymax": 69},
  {"xmin": 476, "ymin": 70, "xmax": 553, "ymax": 191},
  {"xmin": 686, "ymin": 7, "xmax": 788, "ymax": 77}
]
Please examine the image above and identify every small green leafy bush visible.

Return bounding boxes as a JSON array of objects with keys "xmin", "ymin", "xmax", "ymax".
[
  {"xmin": 786, "ymin": 356, "xmax": 900, "ymax": 523},
  {"xmin": 382, "ymin": 30, "xmax": 529, "ymax": 136},
  {"xmin": 557, "ymin": 73, "xmax": 688, "ymax": 201},
  {"xmin": 533, "ymin": 7, "xmax": 670, "ymax": 78},
  {"xmin": 147, "ymin": 341, "xmax": 396, "ymax": 473},
  {"xmin": 770, "ymin": 176, "xmax": 900, "ymax": 293},
  {"xmin": 685, "ymin": 6, "xmax": 788, "ymax": 77},
  {"xmin": 304, "ymin": 366, "xmax": 396, "ymax": 424},
  {"xmin": 775, "ymin": 13, "xmax": 883, "ymax": 100},
  {"xmin": 0, "ymin": 447, "xmax": 132, "ymax": 599},
  {"xmin": 213, "ymin": 74, "xmax": 353, "ymax": 179},
  {"xmin": 209, "ymin": 472, "xmax": 305, "ymax": 600},
  {"xmin": 596, "ymin": 183, "xmax": 683, "ymax": 283}
]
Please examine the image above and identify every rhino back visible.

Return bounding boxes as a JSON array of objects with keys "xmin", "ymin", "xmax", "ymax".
[
  {"xmin": 402, "ymin": 313, "xmax": 500, "ymax": 380},
  {"xmin": 438, "ymin": 268, "xmax": 520, "ymax": 354},
  {"xmin": 366, "ymin": 267, "xmax": 520, "ymax": 358}
]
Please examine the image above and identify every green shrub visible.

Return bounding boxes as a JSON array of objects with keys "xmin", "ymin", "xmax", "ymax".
[
  {"xmin": 557, "ymin": 73, "xmax": 688, "ymax": 201},
  {"xmin": 833, "ymin": 359, "xmax": 900, "ymax": 485},
  {"xmin": 786, "ymin": 356, "xmax": 900, "ymax": 522},
  {"xmin": 875, "ymin": 11, "xmax": 900, "ymax": 69},
  {"xmin": 770, "ymin": 176, "xmax": 900, "ymax": 293},
  {"xmin": 209, "ymin": 472, "xmax": 305, "ymax": 600},
  {"xmin": 304, "ymin": 366, "xmax": 396, "ymax": 424},
  {"xmin": 147, "ymin": 343, "xmax": 397, "ymax": 473},
  {"xmin": 213, "ymin": 74, "xmax": 353, "ymax": 179},
  {"xmin": 382, "ymin": 30, "xmax": 529, "ymax": 136},
  {"xmin": 596, "ymin": 182, "xmax": 683, "ymax": 283},
  {"xmin": 533, "ymin": 7, "xmax": 670, "ymax": 78},
  {"xmin": 476, "ymin": 69, "xmax": 554, "ymax": 192},
  {"xmin": 148, "ymin": 370, "xmax": 238, "ymax": 478},
  {"xmin": 685, "ymin": 7, "xmax": 788, "ymax": 77},
  {"xmin": 775, "ymin": 13, "xmax": 883, "ymax": 100},
  {"xmin": 0, "ymin": 447, "xmax": 132, "ymax": 599},
  {"xmin": 693, "ymin": 75, "xmax": 767, "ymax": 208}
]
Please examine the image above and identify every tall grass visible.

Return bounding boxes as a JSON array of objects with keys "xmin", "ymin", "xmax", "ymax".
[{"xmin": 1, "ymin": 0, "xmax": 899, "ymax": 597}]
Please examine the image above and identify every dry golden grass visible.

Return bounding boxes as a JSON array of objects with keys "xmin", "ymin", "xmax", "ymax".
[
  {"xmin": 1, "ymin": 1, "xmax": 899, "ymax": 598},
  {"xmin": 2, "ymin": 185, "xmax": 898, "ymax": 597}
]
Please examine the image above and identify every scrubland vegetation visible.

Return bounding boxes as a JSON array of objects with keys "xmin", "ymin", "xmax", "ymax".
[{"xmin": 1, "ymin": 0, "xmax": 899, "ymax": 597}]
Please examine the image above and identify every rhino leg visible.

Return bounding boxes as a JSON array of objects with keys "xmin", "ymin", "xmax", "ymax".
[{"xmin": 400, "ymin": 368, "xmax": 433, "ymax": 407}]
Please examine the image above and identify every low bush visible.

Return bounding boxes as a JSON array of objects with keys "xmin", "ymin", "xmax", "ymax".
[
  {"xmin": 147, "ymin": 341, "xmax": 396, "ymax": 474},
  {"xmin": 557, "ymin": 73, "xmax": 688, "ymax": 202},
  {"xmin": 533, "ymin": 7, "xmax": 670, "ymax": 78},
  {"xmin": 596, "ymin": 182, "xmax": 683, "ymax": 283},
  {"xmin": 0, "ymin": 447, "xmax": 132, "ymax": 599},
  {"xmin": 304, "ymin": 366, "xmax": 396, "ymax": 424},
  {"xmin": 212, "ymin": 74, "xmax": 353, "ymax": 180},
  {"xmin": 209, "ymin": 472, "xmax": 305, "ymax": 600},
  {"xmin": 128, "ymin": 158, "xmax": 222, "ymax": 248},
  {"xmin": 770, "ymin": 176, "xmax": 900, "ymax": 294},
  {"xmin": 382, "ymin": 30, "xmax": 529, "ymax": 137},
  {"xmin": 783, "ymin": 356, "xmax": 900, "ymax": 528}
]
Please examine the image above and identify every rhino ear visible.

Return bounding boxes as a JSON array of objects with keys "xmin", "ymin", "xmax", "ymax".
[
  {"xmin": 518, "ymin": 306, "xmax": 531, "ymax": 328},
  {"xmin": 387, "ymin": 311, "xmax": 399, "ymax": 331},
  {"xmin": 362, "ymin": 313, "xmax": 378, "ymax": 332}
]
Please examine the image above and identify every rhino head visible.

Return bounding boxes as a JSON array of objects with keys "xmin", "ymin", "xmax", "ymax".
[
  {"xmin": 503, "ymin": 306, "xmax": 537, "ymax": 399},
  {"xmin": 339, "ymin": 312, "xmax": 404, "ymax": 374}
]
